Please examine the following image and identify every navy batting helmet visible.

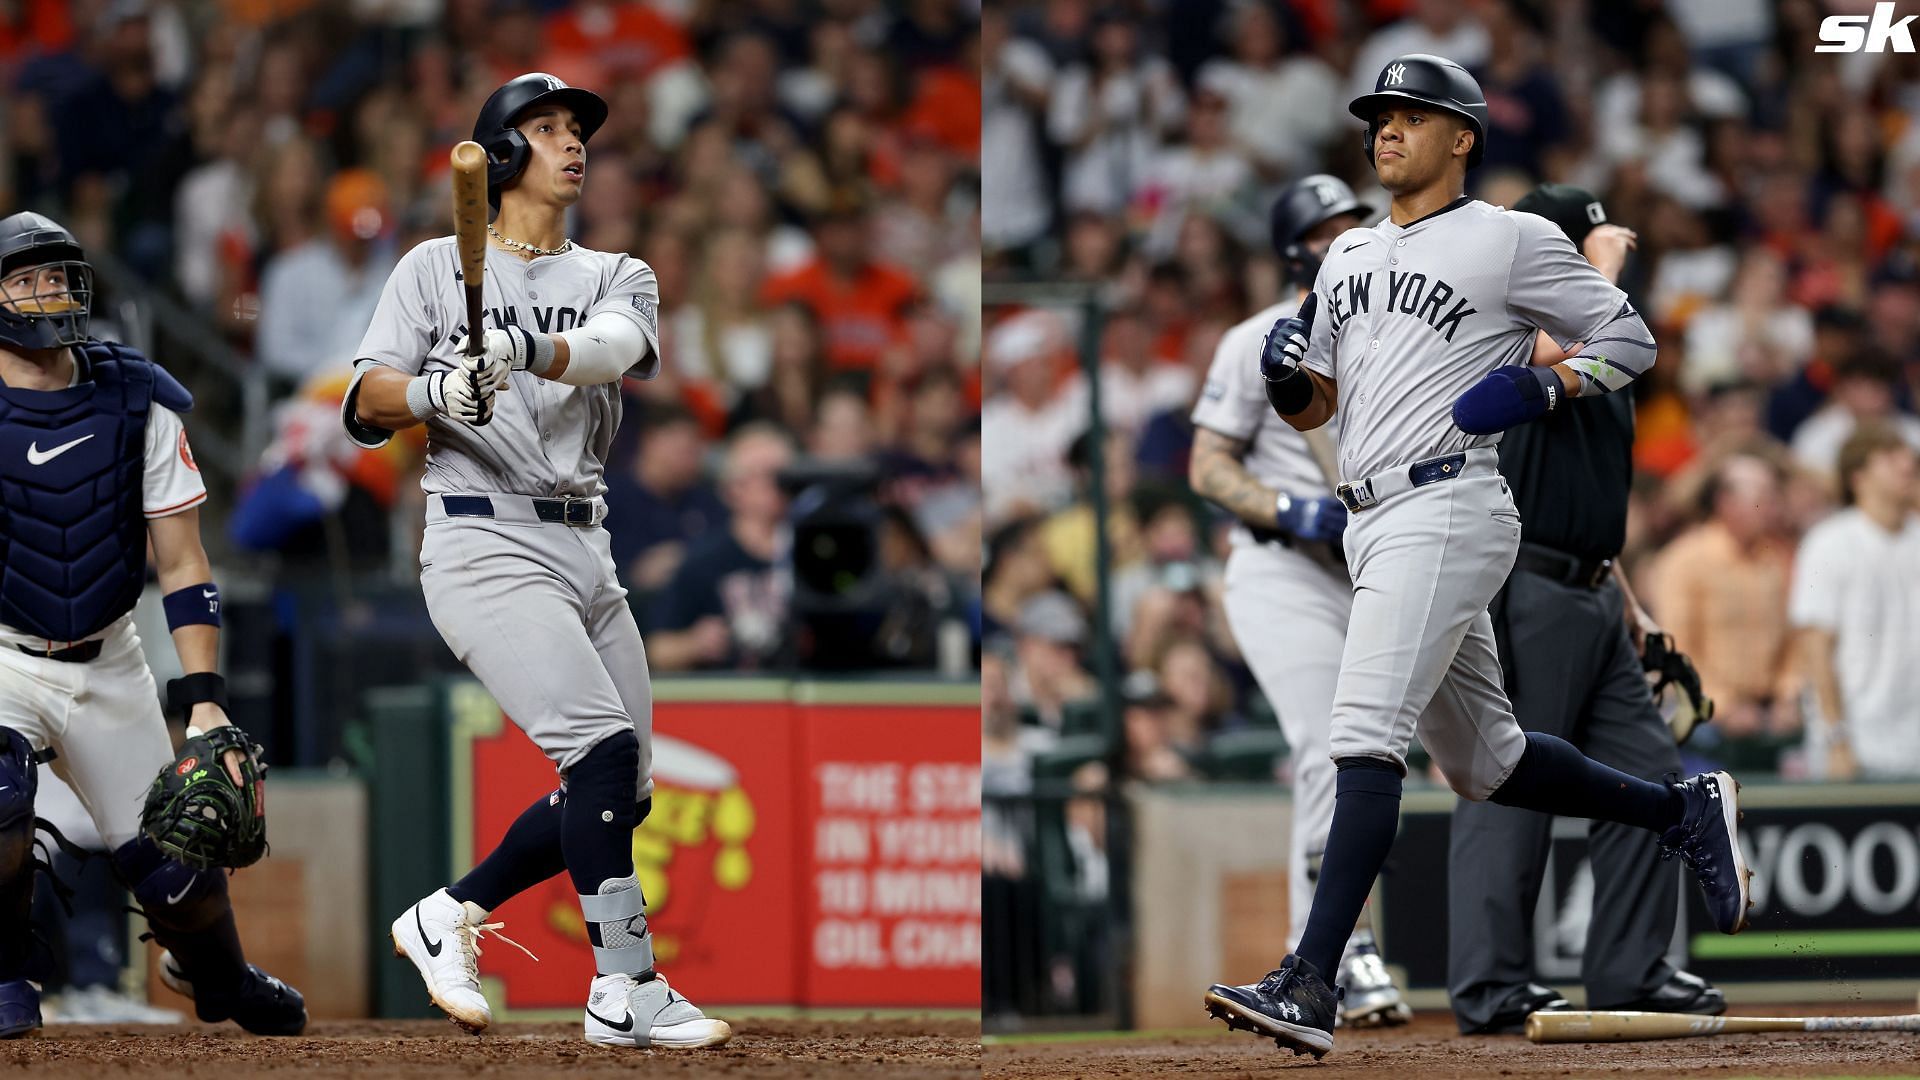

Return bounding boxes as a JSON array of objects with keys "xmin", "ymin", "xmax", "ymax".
[
  {"xmin": 0, "ymin": 212, "xmax": 91, "ymax": 350},
  {"xmin": 473, "ymin": 73, "xmax": 609, "ymax": 217},
  {"xmin": 1348, "ymin": 53, "xmax": 1488, "ymax": 171},
  {"xmin": 1270, "ymin": 175, "xmax": 1373, "ymax": 285}
]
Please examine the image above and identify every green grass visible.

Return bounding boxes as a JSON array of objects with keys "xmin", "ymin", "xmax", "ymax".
[{"xmin": 1691, "ymin": 928, "xmax": 1920, "ymax": 959}]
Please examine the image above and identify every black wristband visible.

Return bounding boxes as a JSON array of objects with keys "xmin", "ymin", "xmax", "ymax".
[
  {"xmin": 167, "ymin": 672, "xmax": 230, "ymax": 716},
  {"xmin": 1263, "ymin": 365, "xmax": 1316, "ymax": 416}
]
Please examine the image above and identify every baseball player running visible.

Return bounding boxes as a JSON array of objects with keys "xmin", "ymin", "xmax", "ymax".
[
  {"xmin": 343, "ymin": 74, "xmax": 729, "ymax": 1048},
  {"xmin": 0, "ymin": 212, "xmax": 304, "ymax": 1038},
  {"xmin": 1448, "ymin": 184, "xmax": 1723, "ymax": 1035},
  {"xmin": 1201, "ymin": 55, "xmax": 1751, "ymax": 1059},
  {"xmin": 1191, "ymin": 174, "xmax": 1409, "ymax": 1028}
]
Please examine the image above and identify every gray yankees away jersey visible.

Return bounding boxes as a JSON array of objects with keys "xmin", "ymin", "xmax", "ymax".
[
  {"xmin": 346, "ymin": 237, "xmax": 661, "ymax": 499},
  {"xmin": 1192, "ymin": 297, "xmax": 1339, "ymax": 500},
  {"xmin": 1300, "ymin": 199, "xmax": 1629, "ymax": 480}
]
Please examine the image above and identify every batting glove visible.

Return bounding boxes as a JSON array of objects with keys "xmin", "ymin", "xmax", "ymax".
[
  {"xmin": 1452, "ymin": 365, "xmax": 1565, "ymax": 435},
  {"xmin": 430, "ymin": 367, "xmax": 495, "ymax": 426},
  {"xmin": 1260, "ymin": 291, "xmax": 1317, "ymax": 383},
  {"xmin": 1277, "ymin": 491, "xmax": 1347, "ymax": 542},
  {"xmin": 484, "ymin": 325, "xmax": 554, "ymax": 376}
]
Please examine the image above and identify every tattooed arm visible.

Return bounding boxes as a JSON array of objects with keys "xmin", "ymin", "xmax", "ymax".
[{"xmin": 1189, "ymin": 426, "xmax": 1282, "ymax": 529}]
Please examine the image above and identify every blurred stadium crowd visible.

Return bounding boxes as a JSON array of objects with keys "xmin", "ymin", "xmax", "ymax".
[
  {"xmin": 0, "ymin": 0, "xmax": 981, "ymax": 673},
  {"xmin": 981, "ymin": 0, "xmax": 1920, "ymax": 833}
]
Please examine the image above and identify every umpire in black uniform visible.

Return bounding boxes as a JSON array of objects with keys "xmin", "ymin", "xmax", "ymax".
[{"xmin": 1446, "ymin": 184, "xmax": 1724, "ymax": 1034}]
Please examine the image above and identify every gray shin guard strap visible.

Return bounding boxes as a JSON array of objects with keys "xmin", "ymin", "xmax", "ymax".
[{"xmin": 580, "ymin": 878, "xmax": 653, "ymax": 974}]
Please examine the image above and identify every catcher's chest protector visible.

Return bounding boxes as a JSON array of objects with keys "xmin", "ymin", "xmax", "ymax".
[{"xmin": 0, "ymin": 342, "xmax": 158, "ymax": 641}]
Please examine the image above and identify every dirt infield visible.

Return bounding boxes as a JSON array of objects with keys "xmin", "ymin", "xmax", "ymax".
[
  {"xmin": 985, "ymin": 1005, "xmax": 1920, "ymax": 1079},
  {"xmin": 3, "ymin": 1016, "xmax": 981, "ymax": 1079}
]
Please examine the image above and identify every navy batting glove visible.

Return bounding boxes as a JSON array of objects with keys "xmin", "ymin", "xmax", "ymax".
[
  {"xmin": 1260, "ymin": 291, "xmax": 1318, "ymax": 383},
  {"xmin": 1452, "ymin": 365, "xmax": 1566, "ymax": 435},
  {"xmin": 1277, "ymin": 491, "xmax": 1348, "ymax": 542}
]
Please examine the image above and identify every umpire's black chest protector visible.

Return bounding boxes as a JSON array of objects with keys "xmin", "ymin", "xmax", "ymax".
[{"xmin": 0, "ymin": 342, "xmax": 188, "ymax": 641}]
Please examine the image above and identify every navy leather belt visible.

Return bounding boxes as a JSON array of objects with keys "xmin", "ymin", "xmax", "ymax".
[
  {"xmin": 17, "ymin": 640, "xmax": 102, "ymax": 663},
  {"xmin": 441, "ymin": 494, "xmax": 600, "ymax": 527},
  {"xmin": 1336, "ymin": 451, "xmax": 1482, "ymax": 513}
]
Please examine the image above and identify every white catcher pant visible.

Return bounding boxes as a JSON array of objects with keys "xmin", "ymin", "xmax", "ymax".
[
  {"xmin": 1330, "ymin": 471, "xmax": 1529, "ymax": 800},
  {"xmin": 0, "ymin": 616, "xmax": 175, "ymax": 849},
  {"xmin": 1222, "ymin": 539, "xmax": 1350, "ymax": 948}
]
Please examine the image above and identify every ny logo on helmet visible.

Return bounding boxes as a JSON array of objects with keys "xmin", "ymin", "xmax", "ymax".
[
  {"xmin": 1311, "ymin": 179, "xmax": 1341, "ymax": 207},
  {"xmin": 543, "ymin": 75, "xmax": 561, "ymax": 92},
  {"xmin": 1385, "ymin": 63, "xmax": 1407, "ymax": 86}
]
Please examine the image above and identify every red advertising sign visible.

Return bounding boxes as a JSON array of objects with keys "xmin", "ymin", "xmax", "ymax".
[
  {"xmin": 464, "ymin": 699, "xmax": 798, "ymax": 1008},
  {"xmin": 454, "ymin": 687, "xmax": 978, "ymax": 1009},
  {"xmin": 798, "ymin": 703, "xmax": 982, "ymax": 1006}
]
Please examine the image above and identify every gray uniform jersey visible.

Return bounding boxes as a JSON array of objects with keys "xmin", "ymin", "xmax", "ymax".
[
  {"xmin": 1301, "ymin": 199, "xmax": 1628, "ymax": 480},
  {"xmin": 1193, "ymin": 297, "xmax": 1340, "ymax": 504},
  {"xmin": 347, "ymin": 237, "xmax": 661, "ymax": 498}
]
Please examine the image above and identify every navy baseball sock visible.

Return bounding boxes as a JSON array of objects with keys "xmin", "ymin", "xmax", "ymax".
[
  {"xmin": 1295, "ymin": 759, "xmax": 1403, "ymax": 981},
  {"xmin": 1488, "ymin": 731, "xmax": 1684, "ymax": 832},
  {"xmin": 448, "ymin": 789, "xmax": 567, "ymax": 912},
  {"xmin": 560, "ymin": 731, "xmax": 652, "ymax": 976}
]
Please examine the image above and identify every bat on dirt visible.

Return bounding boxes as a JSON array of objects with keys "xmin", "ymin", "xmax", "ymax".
[
  {"xmin": 1527, "ymin": 1009, "xmax": 1920, "ymax": 1044},
  {"xmin": 449, "ymin": 140, "xmax": 493, "ymax": 426}
]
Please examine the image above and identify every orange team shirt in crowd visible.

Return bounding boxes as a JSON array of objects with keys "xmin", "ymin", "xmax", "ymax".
[
  {"xmin": 1648, "ymin": 521, "xmax": 1799, "ymax": 709},
  {"xmin": 760, "ymin": 259, "xmax": 920, "ymax": 372},
  {"xmin": 544, "ymin": 2, "xmax": 691, "ymax": 78}
]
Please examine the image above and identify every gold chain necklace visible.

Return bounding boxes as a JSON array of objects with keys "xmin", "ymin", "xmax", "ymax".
[{"xmin": 488, "ymin": 224, "xmax": 570, "ymax": 257}]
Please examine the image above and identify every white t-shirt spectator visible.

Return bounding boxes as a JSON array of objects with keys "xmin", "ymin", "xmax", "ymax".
[
  {"xmin": 1681, "ymin": 304, "xmax": 1814, "ymax": 394},
  {"xmin": 1195, "ymin": 55, "xmax": 1341, "ymax": 177},
  {"xmin": 1132, "ymin": 144, "xmax": 1254, "ymax": 257},
  {"xmin": 256, "ymin": 240, "xmax": 396, "ymax": 383},
  {"xmin": 1048, "ymin": 58, "xmax": 1185, "ymax": 215},
  {"xmin": 1789, "ymin": 508, "xmax": 1920, "ymax": 777},
  {"xmin": 983, "ymin": 35, "xmax": 1056, "ymax": 252},
  {"xmin": 1058, "ymin": 361, "xmax": 1195, "ymax": 441},
  {"xmin": 1791, "ymin": 407, "xmax": 1920, "ymax": 478},
  {"xmin": 981, "ymin": 391, "xmax": 1082, "ymax": 522}
]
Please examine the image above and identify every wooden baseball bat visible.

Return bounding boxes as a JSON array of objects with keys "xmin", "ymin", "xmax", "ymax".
[
  {"xmin": 1528, "ymin": 1009, "xmax": 1920, "ymax": 1043},
  {"xmin": 448, "ymin": 140, "xmax": 493, "ymax": 426}
]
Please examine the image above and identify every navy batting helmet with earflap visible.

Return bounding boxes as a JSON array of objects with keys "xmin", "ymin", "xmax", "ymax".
[
  {"xmin": 1349, "ymin": 53, "xmax": 1488, "ymax": 171},
  {"xmin": 473, "ymin": 73, "xmax": 609, "ymax": 217},
  {"xmin": 1270, "ymin": 174, "xmax": 1373, "ymax": 286},
  {"xmin": 0, "ymin": 211, "xmax": 92, "ymax": 350}
]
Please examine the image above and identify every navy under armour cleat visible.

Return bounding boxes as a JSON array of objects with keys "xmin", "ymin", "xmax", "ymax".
[
  {"xmin": 1204, "ymin": 954, "xmax": 1340, "ymax": 1058},
  {"xmin": 159, "ymin": 951, "xmax": 307, "ymax": 1036},
  {"xmin": 0, "ymin": 978, "xmax": 41, "ymax": 1038},
  {"xmin": 1661, "ymin": 771, "xmax": 1753, "ymax": 934}
]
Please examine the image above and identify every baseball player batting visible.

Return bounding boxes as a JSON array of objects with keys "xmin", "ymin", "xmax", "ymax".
[
  {"xmin": 1201, "ymin": 54, "xmax": 1752, "ymax": 1059},
  {"xmin": 1191, "ymin": 174, "xmax": 1409, "ymax": 1027},
  {"xmin": 0, "ymin": 212, "xmax": 304, "ymax": 1038},
  {"xmin": 342, "ymin": 73, "xmax": 729, "ymax": 1048}
]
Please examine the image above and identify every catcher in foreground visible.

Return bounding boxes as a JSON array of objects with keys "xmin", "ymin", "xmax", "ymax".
[{"xmin": 0, "ymin": 211, "xmax": 304, "ymax": 1039}]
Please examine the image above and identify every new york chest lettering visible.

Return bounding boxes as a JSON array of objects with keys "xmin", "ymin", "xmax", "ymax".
[{"xmin": 1325, "ymin": 270, "xmax": 1478, "ymax": 343}]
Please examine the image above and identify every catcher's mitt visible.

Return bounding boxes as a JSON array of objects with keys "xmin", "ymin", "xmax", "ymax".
[
  {"xmin": 141, "ymin": 725, "xmax": 268, "ymax": 870},
  {"xmin": 1642, "ymin": 632, "xmax": 1715, "ymax": 746}
]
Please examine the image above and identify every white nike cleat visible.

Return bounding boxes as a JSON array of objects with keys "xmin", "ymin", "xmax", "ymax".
[
  {"xmin": 582, "ymin": 971, "xmax": 732, "ymax": 1048},
  {"xmin": 390, "ymin": 888, "xmax": 535, "ymax": 1034}
]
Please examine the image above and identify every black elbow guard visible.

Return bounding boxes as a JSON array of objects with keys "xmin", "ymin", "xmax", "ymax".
[{"xmin": 1263, "ymin": 367, "xmax": 1315, "ymax": 417}]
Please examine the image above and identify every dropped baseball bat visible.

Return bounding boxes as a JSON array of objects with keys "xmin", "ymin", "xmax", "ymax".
[
  {"xmin": 448, "ymin": 140, "xmax": 493, "ymax": 426},
  {"xmin": 1527, "ymin": 1010, "xmax": 1920, "ymax": 1043}
]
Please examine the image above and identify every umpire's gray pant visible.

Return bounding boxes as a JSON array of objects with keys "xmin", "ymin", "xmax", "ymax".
[{"xmin": 1447, "ymin": 562, "xmax": 1682, "ymax": 1030}]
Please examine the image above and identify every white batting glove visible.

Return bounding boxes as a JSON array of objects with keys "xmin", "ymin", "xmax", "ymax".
[
  {"xmin": 484, "ymin": 326, "xmax": 554, "ymax": 376},
  {"xmin": 463, "ymin": 344, "xmax": 510, "ymax": 393},
  {"xmin": 422, "ymin": 367, "xmax": 494, "ymax": 426}
]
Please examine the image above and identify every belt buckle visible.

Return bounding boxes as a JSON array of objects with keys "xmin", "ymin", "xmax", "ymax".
[
  {"xmin": 1335, "ymin": 479, "xmax": 1373, "ymax": 513},
  {"xmin": 560, "ymin": 497, "xmax": 595, "ymax": 527}
]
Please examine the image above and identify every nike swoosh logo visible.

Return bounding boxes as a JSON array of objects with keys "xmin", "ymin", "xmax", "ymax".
[
  {"xmin": 587, "ymin": 1004, "xmax": 634, "ymax": 1031},
  {"xmin": 167, "ymin": 873, "xmax": 198, "ymax": 905},
  {"xmin": 203, "ymin": 589, "xmax": 217, "ymax": 599},
  {"xmin": 26, "ymin": 434, "xmax": 94, "ymax": 465},
  {"xmin": 1342, "ymin": 242, "xmax": 1368, "ymax": 253},
  {"xmin": 416, "ymin": 906, "xmax": 443, "ymax": 957}
]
